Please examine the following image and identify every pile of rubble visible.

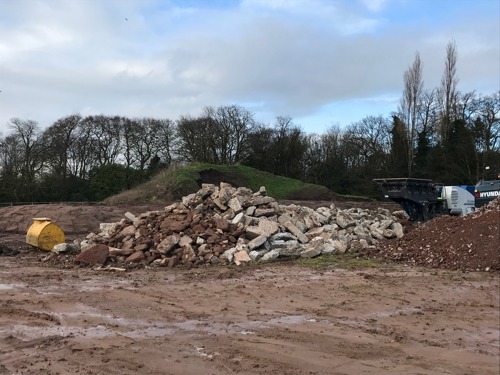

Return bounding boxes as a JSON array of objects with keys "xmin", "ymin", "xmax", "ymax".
[
  {"xmin": 75, "ymin": 183, "xmax": 405, "ymax": 268},
  {"xmin": 371, "ymin": 196, "xmax": 500, "ymax": 272}
]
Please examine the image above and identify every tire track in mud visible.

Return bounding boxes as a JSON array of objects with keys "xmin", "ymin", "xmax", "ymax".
[{"xmin": 0, "ymin": 258, "xmax": 498, "ymax": 374}]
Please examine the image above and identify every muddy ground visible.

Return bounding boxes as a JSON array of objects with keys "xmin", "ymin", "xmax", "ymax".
[{"xmin": 0, "ymin": 203, "xmax": 499, "ymax": 375}]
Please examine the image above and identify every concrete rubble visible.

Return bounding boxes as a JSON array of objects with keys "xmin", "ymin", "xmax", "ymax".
[{"xmin": 77, "ymin": 183, "xmax": 405, "ymax": 267}]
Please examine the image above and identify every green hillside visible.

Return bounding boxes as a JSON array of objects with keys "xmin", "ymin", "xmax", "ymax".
[{"xmin": 104, "ymin": 163, "xmax": 333, "ymax": 204}]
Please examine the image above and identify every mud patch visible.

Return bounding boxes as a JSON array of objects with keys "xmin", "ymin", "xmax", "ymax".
[{"xmin": 0, "ymin": 259, "xmax": 498, "ymax": 375}]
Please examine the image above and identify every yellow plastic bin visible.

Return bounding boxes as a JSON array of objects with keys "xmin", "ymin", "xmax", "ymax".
[{"xmin": 26, "ymin": 217, "xmax": 65, "ymax": 251}]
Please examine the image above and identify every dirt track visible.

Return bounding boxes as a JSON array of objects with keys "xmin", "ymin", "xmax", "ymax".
[
  {"xmin": 1, "ymin": 204, "xmax": 499, "ymax": 374},
  {"xmin": 1, "ymin": 256, "xmax": 499, "ymax": 375}
]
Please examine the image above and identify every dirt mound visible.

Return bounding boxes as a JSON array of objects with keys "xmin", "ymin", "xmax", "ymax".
[
  {"xmin": 0, "ymin": 204, "xmax": 165, "ymax": 237},
  {"xmin": 105, "ymin": 164, "xmax": 335, "ymax": 205},
  {"xmin": 370, "ymin": 197, "xmax": 500, "ymax": 271}
]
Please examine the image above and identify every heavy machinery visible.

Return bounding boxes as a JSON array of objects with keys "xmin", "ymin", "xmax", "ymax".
[
  {"xmin": 373, "ymin": 178, "xmax": 490, "ymax": 221},
  {"xmin": 474, "ymin": 178, "xmax": 500, "ymax": 207}
]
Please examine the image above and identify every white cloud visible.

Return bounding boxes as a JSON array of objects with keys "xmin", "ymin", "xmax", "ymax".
[
  {"xmin": 0, "ymin": 0, "xmax": 498, "ymax": 134},
  {"xmin": 360, "ymin": 0, "xmax": 390, "ymax": 12}
]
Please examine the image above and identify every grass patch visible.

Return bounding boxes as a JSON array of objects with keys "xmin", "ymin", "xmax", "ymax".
[
  {"xmin": 179, "ymin": 163, "xmax": 330, "ymax": 199},
  {"xmin": 335, "ymin": 194, "xmax": 375, "ymax": 202},
  {"xmin": 295, "ymin": 254, "xmax": 385, "ymax": 270},
  {"xmin": 233, "ymin": 165, "xmax": 325, "ymax": 199},
  {"xmin": 105, "ymin": 162, "xmax": 333, "ymax": 204},
  {"xmin": 104, "ymin": 167, "xmax": 179, "ymax": 204}
]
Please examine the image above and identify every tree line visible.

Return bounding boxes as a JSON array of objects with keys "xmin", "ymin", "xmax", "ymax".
[{"xmin": 1, "ymin": 41, "xmax": 499, "ymax": 202}]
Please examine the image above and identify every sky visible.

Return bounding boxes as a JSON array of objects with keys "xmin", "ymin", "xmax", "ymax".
[{"xmin": 0, "ymin": 0, "xmax": 499, "ymax": 136}]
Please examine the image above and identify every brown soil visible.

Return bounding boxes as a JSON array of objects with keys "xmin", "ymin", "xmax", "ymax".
[
  {"xmin": 0, "ymin": 204, "xmax": 166, "ymax": 239},
  {"xmin": 1, "ymin": 200, "xmax": 499, "ymax": 374},
  {"xmin": 0, "ymin": 201, "xmax": 399, "ymax": 240},
  {"xmin": 370, "ymin": 199, "xmax": 500, "ymax": 272}
]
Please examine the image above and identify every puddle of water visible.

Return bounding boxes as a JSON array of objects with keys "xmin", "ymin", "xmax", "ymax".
[
  {"xmin": 239, "ymin": 330, "xmax": 255, "ymax": 335},
  {"xmin": 267, "ymin": 315, "xmax": 314, "ymax": 325},
  {"xmin": 32, "ymin": 279, "xmax": 134, "ymax": 295},
  {"xmin": 78, "ymin": 279, "xmax": 133, "ymax": 292},
  {"xmin": 2, "ymin": 324, "xmax": 115, "ymax": 339},
  {"xmin": 122, "ymin": 327, "xmax": 175, "ymax": 339},
  {"xmin": 39, "ymin": 303, "xmax": 155, "ymax": 327},
  {"xmin": 370, "ymin": 307, "xmax": 423, "ymax": 318},
  {"xmin": 3, "ymin": 311, "xmax": 321, "ymax": 341},
  {"xmin": 0, "ymin": 282, "xmax": 26, "ymax": 290}
]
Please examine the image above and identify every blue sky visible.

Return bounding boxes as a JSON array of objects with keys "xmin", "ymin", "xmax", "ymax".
[{"xmin": 0, "ymin": 0, "xmax": 498, "ymax": 135}]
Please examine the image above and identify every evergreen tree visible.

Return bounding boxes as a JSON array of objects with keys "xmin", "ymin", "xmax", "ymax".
[
  {"xmin": 389, "ymin": 116, "xmax": 409, "ymax": 176},
  {"xmin": 441, "ymin": 119, "xmax": 476, "ymax": 184},
  {"xmin": 413, "ymin": 128, "xmax": 431, "ymax": 178}
]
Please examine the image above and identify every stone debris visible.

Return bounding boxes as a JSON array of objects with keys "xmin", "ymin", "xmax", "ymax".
[
  {"xmin": 51, "ymin": 240, "xmax": 81, "ymax": 254},
  {"xmin": 77, "ymin": 183, "xmax": 404, "ymax": 268},
  {"xmin": 75, "ymin": 244, "xmax": 109, "ymax": 265}
]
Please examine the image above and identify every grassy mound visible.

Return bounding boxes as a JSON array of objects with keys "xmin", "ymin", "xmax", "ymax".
[{"xmin": 104, "ymin": 163, "xmax": 333, "ymax": 204}]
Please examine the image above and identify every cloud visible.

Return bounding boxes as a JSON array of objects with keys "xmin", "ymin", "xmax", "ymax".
[
  {"xmin": 360, "ymin": 0, "xmax": 390, "ymax": 12},
  {"xmin": 0, "ymin": 0, "xmax": 498, "ymax": 134}
]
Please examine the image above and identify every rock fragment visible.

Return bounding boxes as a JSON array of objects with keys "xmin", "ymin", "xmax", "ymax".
[
  {"xmin": 78, "ymin": 182, "xmax": 404, "ymax": 268},
  {"xmin": 76, "ymin": 244, "xmax": 109, "ymax": 265}
]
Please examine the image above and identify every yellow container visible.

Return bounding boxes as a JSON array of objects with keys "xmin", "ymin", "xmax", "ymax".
[{"xmin": 26, "ymin": 217, "xmax": 65, "ymax": 251}]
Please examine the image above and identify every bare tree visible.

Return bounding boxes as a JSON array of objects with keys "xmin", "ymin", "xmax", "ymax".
[
  {"xmin": 0, "ymin": 134, "xmax": 23, "ymax": 199},
  {"xmin": 123, "ymin": 117, "xmax": 176, "ymax": 171},
  {"xmin": 154, "ymin": 118, "xmax": 176, "ymax": 166},
  {"xmin": 343, "ymin": 116, "xmax": 391, "ymax": 171},
  {"xmin": 41, "ymin": 114, "xmax": 81, "ymax": 179},
  {"xmin": 0, "ymin": 135, "xmax": 22, "ymax": 176},
  {"xmin": 399, "ymin": 52, "xmax": 424, "ymax": 176},
  {"xmin": 67, "ymin": 119, "xmax": 97, "ymax": 179},
  {"xmin": 270, "ymin": 116, "xmax": 307, "ymax": 178},
  {"xmin": 418, "ymin": 89, "xmax": 439, "ymax": 142},
  {"xmin": 203, "ymin": 105, "xmax": 256, "ymax": 165},
  {"xmin": 321, "ymin": 125, "xmax": 344, "ymax": 166},
  {"xmin": 438, "ymin": 40, "xmax": 459, "ymax": 138},
  {"xmin": 7, "ymin": 118, "xmax": 45, "ymax": 199},
  {"xmin": 243, "ymin": 124, "xmax": 275, "ymax": 172},
  {"xmin": 471, "ymin": 92, "xmax": 500, "ymax": 153},
  {"xmin": 176, "ymin": 105, "xmax": 256, "ymax": 165},
  {"xmin": 301, "ymin": 133, "xmax": 324, "ymax": 184},
  {"xmin": 176, "ymin": 115, "xmax": 218, "ymax": 163},
  {"xmin": 85, "ymin": 115, "xmax": 122, "ymax": 166}
]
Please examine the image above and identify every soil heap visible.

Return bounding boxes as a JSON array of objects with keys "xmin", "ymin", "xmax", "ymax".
[{"xmin": 371, "ymin": 196, "xmax": 500, "ymax": 272}]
